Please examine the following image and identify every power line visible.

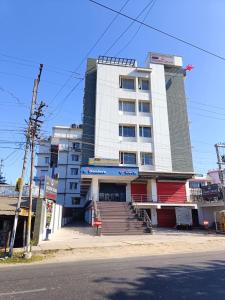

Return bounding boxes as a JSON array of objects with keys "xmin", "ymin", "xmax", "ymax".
[
  {"xmin": 105, "ymin": 0, "xmax": 156, "ymax": 55},
  {"xmin": 0, "ymin": 51, "xmax": 82, "ymax": 76},
  {"xmin": 46, "ymin": 0, "xmax": 130, "ymax": 108},
  {"xmin": 89, "ymin": 0, "xmax": 225, "ymax": 62},
  {"xmin": 115, "ymin": 0, "xmax": 157, "ymax": 56}
]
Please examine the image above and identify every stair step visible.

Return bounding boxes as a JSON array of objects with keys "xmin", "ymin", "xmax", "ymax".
[{"xmin": 97, "ymin": 201, "xmax": 148, "ymax": 236}]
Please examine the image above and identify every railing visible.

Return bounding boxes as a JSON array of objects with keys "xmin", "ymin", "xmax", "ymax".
[
  {"xmin": 131, "ymin": 194, "xmax": 188, "ymax": 203},
  {"xmin": 92, "ymin": 198, "xmax": 101, "ymax": 235},
  {"xmin": 131, "ymin": 194, "xmax": 150, "ymax": 203},
  {"xmin": 191, "ymin": 194, "xmax": 224, "ymax": 203},
  {"xmin": 132, "ymin": 204, "xmax": 152, "ymax": 233}
]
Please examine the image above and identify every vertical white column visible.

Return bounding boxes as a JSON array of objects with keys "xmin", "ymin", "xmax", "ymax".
[
  {"xmin": 92, "ymin": 177, "xmax": 99, "ymax": 201},
  {"xmin": 151, "ymin": 208, "xmax": 158, "ymax": 226},
  {"xmin": 126, "ymin": 183, "xmax": 131, "ymax": 202},
  {"xmin": 185, "ymin": 181, "xmax": 190, "ymax": 202},
  {"xmin": 151, "ymin": 179, "xmax": 157, "ymax": 202}
]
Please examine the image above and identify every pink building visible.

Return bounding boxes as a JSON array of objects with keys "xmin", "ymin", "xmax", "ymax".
[{"xmin": 207, "ymin": 169, "xmax": 225, "ymax": 184}]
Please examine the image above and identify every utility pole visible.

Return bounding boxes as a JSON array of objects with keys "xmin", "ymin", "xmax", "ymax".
[
  {"xmin": 9, "ymin": 64, "xmax": 43, "ymax": 257},
  {"xmin": 215, "ymin": 143, "xmax": 225, "ymax": 200},
  {"xmin": 0, "ymin": 159, "xmax": 6, "ymax": 184},
  {"xmin": 25, "ymin": 101, "xmax": 46, "ymax": 258}
]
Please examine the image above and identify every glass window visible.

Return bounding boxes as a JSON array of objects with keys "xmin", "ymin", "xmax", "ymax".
[
  {"xmin": 45, "ymin": 157, "xmax": 50, "ymax": 164},
  {"xmin": 71, "ymin": 154, "xmax": 79, "ymax": 161},
  {"xmin": 69, "ymin": 182, "xmax": 78, "ymax": 190},
  {"xmin": 120, "ymin": 77, "xmax": 135, "ymax": 90},
  {"xmin": 119, "ymin": 125, "xmax": 135, "ymax": 137},
  {"xmin": 119, "ymin": 100, "xmax": 135, "ymax": 113},
  {"xmin": 72, "ymin": 197, "xmax": 81, "ymax": 205},
  {"xmin": 120, "ymin": 152, "xmax": 136, "ymax": 165},
  {"xmin": 139, "ymin": 126, "xmax": 151, "ymax": 138},
  {"xmin": 40, "ymin": 170, "xmax": 48, "ymax": 176},
  {"xmin": 139, "ymin": 101, "xmax": 150, "ymax": 113},
  {"xmin": 71, "ymin": 168, "xmax": 78, "ymax": 175},
  {"xmin": 139, "ymin": 78, "xmax": 150, "ymax": 91},
  {"xmin": 141, "ymin": 153, "xmax": 153, "ymax": 165},
  {"xmin": 72, "ymin": 142, "xmax": 80, "ymax": 150}
]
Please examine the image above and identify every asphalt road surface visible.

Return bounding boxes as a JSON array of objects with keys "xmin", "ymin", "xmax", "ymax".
[{"xmin": 0, "ymin": 251, "xmax": 225, "ymax": 299}]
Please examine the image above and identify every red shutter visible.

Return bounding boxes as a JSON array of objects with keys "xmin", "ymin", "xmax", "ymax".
[
  {"xmin": 157, "ymin": 182, "xmax": 186, "ymax": 203},
  {"xmin": 157, "ymin": 209, "xmax": 176, "ymax": 227},
  {"xmin": 131, "ymin": 183, "xmax": 147, "ymax": 202}
]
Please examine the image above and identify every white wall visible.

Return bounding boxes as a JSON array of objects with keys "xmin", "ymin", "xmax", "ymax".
[
  {"xmin": 149, "ymin": 63, "xmax": 172, "ymax": 172},
  {"xmin": 94, "ymin": 62, "xmax": 172, "ymax": 173},
  {"xmin": 95, "ymin": 64, "xmax": 153, "ymax": 170}
]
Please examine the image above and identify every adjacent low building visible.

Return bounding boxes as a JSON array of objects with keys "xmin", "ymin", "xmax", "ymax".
[{"xmin": 36, "ymin": 124, "xmax": 83, "ymax": 222}]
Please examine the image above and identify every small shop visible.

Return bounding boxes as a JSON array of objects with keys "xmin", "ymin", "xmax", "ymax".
[{"xmin": 81, "ymin": 165, "xmax": 139, "ymax": 202}]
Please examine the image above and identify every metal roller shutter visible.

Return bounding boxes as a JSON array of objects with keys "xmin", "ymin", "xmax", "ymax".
[
  {"xmin": 157, "ymin": 182, "xmax": 186, "ymax": 203},
  {"xmin": 157, "ymin": 208, "xmax": 176, "ymax": 228}
]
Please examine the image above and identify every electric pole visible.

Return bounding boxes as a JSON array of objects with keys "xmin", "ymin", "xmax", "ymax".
[
  {"xmin": 0, "ymin": 159, "xmax": 6, "ymax": 184},
  {"xmin": 25, "ymin": 101, "xmax": 46, "ymax": 258},
  {"xmin": 215, "ymin": 143, "xmax": 225, "ymax": 200},
  {"xmin": 9, "ymin": 64, "xmax": 43, "ymax": 257}
]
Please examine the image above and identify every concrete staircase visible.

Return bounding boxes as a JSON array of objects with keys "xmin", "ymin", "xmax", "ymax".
[{"xmin": 97, "ymin": 201, "xmax": 149, "ymax": 235}]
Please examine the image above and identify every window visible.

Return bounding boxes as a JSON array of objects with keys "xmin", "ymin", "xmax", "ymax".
[
  {"xmin": 120, "ymin": 77, "xmax": 135, "ymax": 90},
  {"xmin": 141, "ymin": 153, "xmax": 153, "ymax": 165},
  {"xmin": 119, "ymin": 100, "xmax": 135, "ymax": 113},
  {"xmin": 40, "ymin": 170, "xmax": 48, "ymax": 176},
  {"xmin": 69, "ymin": 182, "xmax": 78, "ymax": 190},
  {"xmin": 120, "ymin": 152, "xmax": 136, "ymax": 165},
  {"xmin": 139, "ymin": 126, "xmax": 151, "ymax": 138},
  {"xmin": 45, "ymin": 157, "xmax": 50, "ymax": 164},
  {"xmin": 138, "ymin": 78, "xmax": 150, "ymax": 91},
  {"xmin": 71, "ymin": 197, "xmax": 81, "ymax": 205},
  {"xmin": 139, "ymin": 101, "xmax": 150, "ymax": 113},
  {"xmin": 72, "ymin": 142, "xmax": 80, "ymax": 150},
  {"xmin": 71, "ymin": 168, "xmax": 78, "ymax": 175},
  {"xmin": 119, "ymin": 125, "xmax": 135, "ymax": 137},
  {"xmin": 71, "ymin": 154, "xmax": 79, "ymax": 161}
]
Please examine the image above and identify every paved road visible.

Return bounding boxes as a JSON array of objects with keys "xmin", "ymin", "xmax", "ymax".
[{"xmin": 0, "ymin": 251, "xmax": 225, "ymax": 299}]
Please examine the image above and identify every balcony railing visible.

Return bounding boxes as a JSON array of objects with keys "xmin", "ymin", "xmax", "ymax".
[{"xmin": 131, "ymin": 194, "xmax": 188, "ymax": 203}]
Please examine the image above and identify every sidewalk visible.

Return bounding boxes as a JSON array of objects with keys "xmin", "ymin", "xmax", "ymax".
[{"xmin": 32, "ymin": 224, "xmax": 225, "ymax": 255}]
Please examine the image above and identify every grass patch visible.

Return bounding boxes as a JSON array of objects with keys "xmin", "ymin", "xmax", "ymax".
[{"xmin": 0, "ymin": 251, "xmax": 47, "ymax": 264}]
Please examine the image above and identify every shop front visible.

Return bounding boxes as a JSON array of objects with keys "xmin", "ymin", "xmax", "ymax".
[{"xmin": 81, "ymin": 165, "xmax": 139, "ymax": 202}]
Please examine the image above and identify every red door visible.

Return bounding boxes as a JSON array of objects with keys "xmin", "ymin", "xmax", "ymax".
[
  {"xmin": 157, "ymin": 209, "xmax": 176, "ymax": 227},
  {"xmin": 131, "ymin": 183, "xmax": 147, "ymax": 202},
  {"xmin": 157, "ymin": 182, "xmax": 186, "ymax": 203}
]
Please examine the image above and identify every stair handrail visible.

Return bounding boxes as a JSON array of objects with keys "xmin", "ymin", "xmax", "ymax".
[
  {"xmin": 143, "ymin": 209, "xmax": 153, "ymax": 233},
  {"xmin": 93, "ymin": 197, "xmax": 101, "ymax": 221},
  {"xmin": 132, "ymin": 203, "xmax": 152, "ymax": 234},
  {"xmin": 92, "ymin": 198, "xmax": 102, "ymax": 236}
]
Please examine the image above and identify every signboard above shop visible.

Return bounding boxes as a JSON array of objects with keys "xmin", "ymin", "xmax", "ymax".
[
  {"xmin": 45, "ymin": 176, "xmax": 58, "ymax": 201},
  {"xmin": 81, "ymin": 166, "xmax": 138, "ymax": 177}
]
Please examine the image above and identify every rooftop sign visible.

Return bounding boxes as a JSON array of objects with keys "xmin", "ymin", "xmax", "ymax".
[{"xmin": 150, "ymin": 53, "xmax": 175, "ymax": 65}]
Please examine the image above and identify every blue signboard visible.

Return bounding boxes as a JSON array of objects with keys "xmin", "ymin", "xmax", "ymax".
[{"xmin": 81, "ymin": 166, "xmax": 138, "ymax": 177}]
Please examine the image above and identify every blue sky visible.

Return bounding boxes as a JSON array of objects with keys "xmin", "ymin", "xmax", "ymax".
[{"xmin": 0, "ymin": 0, "xmax": 225, "ymax": 183}]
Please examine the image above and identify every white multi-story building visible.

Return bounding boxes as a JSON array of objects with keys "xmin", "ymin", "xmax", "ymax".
[
  {"xmin": 81, "ymin": 53, "xmax": 197, "ymax": 228},
  {"xmin": 36, "ymin": 124, "xmax": 83, "ymax": 209}
]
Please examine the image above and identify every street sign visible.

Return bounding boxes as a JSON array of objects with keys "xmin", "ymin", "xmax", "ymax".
[{"xmin": 45, "ymin": 176, "xmax": 58, "ymax": 201}]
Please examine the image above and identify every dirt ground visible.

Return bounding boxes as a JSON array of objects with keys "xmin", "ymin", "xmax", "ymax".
[{"xmin": 40, "ymin": 228, "xmax": 225, "ymax": 264}]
